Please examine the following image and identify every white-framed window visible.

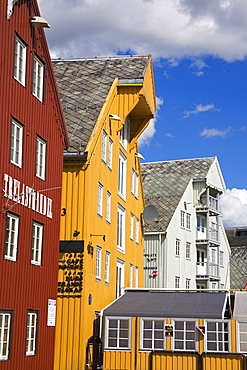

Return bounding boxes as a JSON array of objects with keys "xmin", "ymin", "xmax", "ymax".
[
  {"xmin": 14, "ymin": 35, "xmax": 27, "ymax": 86},
  {"xmin": 10, "ymin": 119, "xmax": 23, "ymax": 168},
  {"xmin": 32, "ymin": 55, "xmax": 44, "ymax": 102},
  {"xmin": 205, "ymin": 320, "xmax": 229, "ymax": 352},
  {"xmin": 26, "ymin": 311, "xmax": 38, "ymax": 356},
  {"xmin": 4, "ymin": 213, "xmax": 19, "ymax": 261},
  {"xmin": 220, "ymin": 251, "xmax": 224, "ymax": 267},
  {"xmin": 0, "ymin": 312, "xmax": 11, "ymax": 360},
  {"xmin": 131, "ymin": 169, "xmax": 139, "ymax": 198},
  {"xmin": 36, "ymin": 136, "xmax": 46, "ymax": 180},
  {"xmin": 106, "ymin": 191, "xmax": 111, "ymax": 223},
  {"xmin": 105, "ymin": 251, "xmax": 110, "ymax": 284},
  {"xmin": 186, "ymin": 213, "xmax": 191, "ymax": 230},
  {"xmin": 175, "ymin": 239, "xmax": 180, "ymax": 257},
  {"xmin": 118, "ymin": 151, "xmax": 127, "ymax": 199},
  {"xmin": 237, "ymin": 321, "xmax": 247, "ymax": 353},
  {"xmin": 140, "ymin": 319, "xmax": 166, "ymax": 350},
  {"xmin": 212, "ymin": 282, "xmax": 217, "ymax": 289},
  {"xmin": 116, "ymin": 259, "xmax": 125, "ymax": 298},
  {"xmin": 117, "ymin": 204, "xmax": 126, "ymax": 253},
  {"xmin": 175, "ymin": 276, "xmax": 180, "ymax": 288},
  {"xmin": 186, "ymin": 242, "xmax": 191, "ymax": 259},
  {"xmin": 130, "ymin": 213, "xmax": 134, "ymax": 241},
  {"xmin": 180, "ymin": 211, "xmax": 185, "ymax": 228},
  {"xmin": 135, "ymin": 218, "xmax": 140, "ymax": 244},
  {"xmin": 31, "ymin": 222, "xmax": 43, "ymax": 266},
  {"xmin": 96, "ymin": 246, "xmax": 102, "ymax": 281},
  {"xmin": 186, "ymin": 279, "xmax": 190, "ymax": 290},
  {"xmin": 107, "ymin": 137, "xmax": 113, "ymax": 170},
  {"xmin": 197, "ymin": 215, "xmax": 205, "ymax": 233},
  {"xmin": 173, "ymin": 320, "xmax": 197, "ymax": 351},
  {"xmin": 119, "ymin": 116, "xmax": 130, "ymax": 150},
  {"xmin": 135, "ymin": 266, "xmax": 139, "ymax": 287},
  {"xmin": 211, "ymin": 248, "xmax": 216, "ymax": 265},
  {"xmin": 129, "ymin": 264, "xmax": 133, "ymax": 287},
  {"xmin": 105, "ymin": 317, "xmax": 131, "ymax": 349},
  {"xmin": 97, "ymin": 182, "xmax": 104, "ymax": 217},
  {"xmin": 101, "ymin": 130, "xmax": 107, "ymax": 163}
]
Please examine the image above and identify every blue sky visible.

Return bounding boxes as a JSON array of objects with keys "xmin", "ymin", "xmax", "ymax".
[{"xmin": 39, "ymin": 0, "xmax": 247, "ymax": 227}]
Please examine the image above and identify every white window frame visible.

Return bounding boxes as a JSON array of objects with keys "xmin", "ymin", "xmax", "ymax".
[
  {"xmin": 131, "ymin": 169, "xmax": 139, "ymax": 199},
  {"xmin": 0, "ymin": 312, "xmax": 11, "ymax": 360},
  {"xmin": 205, "ymin": 320, "xmax": 230, "ymax": 352},
  {"xmin": 220, "ymin": 251, "xmax": 224, "ymax": 267},
  {"xmin": 104, "ymin": 251, "xmax": 110, "ymax": 284},
  {"xmin": 119, "ymin": 116, "xmax": 130, "ymax": 150},
  {"xmin": 117, "ymin": 204, "xmax": 126, "ymax": 253},
  {"xmin": 118, "ymin": 151, "xmax": 127, "ymax": 200},
  {"xmin": 36, "ymin": 136, "xmax": 46, "ymax": 180},
  {"xmin": 135, "ymin": 218, "xmax": 139, "ymax": 245},
  {"xmin": 175, "ymin": 276, "xmax": 180, "ymax": 288},
  {"xmin": 105, "ymin": 317, "xmax": 131, "ymax": 350},
  {"xmin": 106, "ymin": 191, "xmax": 111, "ymax": 223},
  {"xmin": 14, "ymin": 35, "xmax": 27, "ymax": 86},
  {"xmin": 116, "ymin": 259, "xmax": 125, "ymax": 298},
  {"xmin": 5, "ymin": 213, "xmax": 19, "ymax": 261},
  {"xmin": 129, "ymin": 264, "xmax": 133, "ymax": 287},
  {"xmin": 135, "ymin": 266, "xmax": 139, "ymax": 288},
  {"xmin": 186, "ymin": 213, "xmax": 191, "ymax": 230},
  {"xmin": 180, "ymin": 211, "xmax": 185, "ymax": 228},
  {"xmin": 101, "ymin": 130, "xmax": 107, "ymax": 163},
  {"xmin": 96, "ymin": 246, "xmax": 102, "ymax": 281},
  {"xmin": 175, "ymin": 239, "xmax": 180, "ymax": 257},
  {"xmin": 31, "ymin": 222, "xmax": 43, "ymax": 266},
  {"xmin": 26, "ymin": 311, "xmax": 38, "ymax": 356},
  {"xmin": 186, "ymin": 242, "xmax": 191, "ymax": 259},
  {"xmin": 186, "ymin": 279, "xmax": 190, "ymax": 290},
  {"xmin": 32, "ymin": 55, "xmax": 44, "ymax": 102},
  {"xmin": 237, "ymin": 321, "xmax": 247, "ymax": 353},
  {"xmin": 10, "ymin": 119, "xmax": 23, "ymax": 168},
  {"xmin": 107, "ymin": 137, "xmax": 113, "ymax": 170},
  {"xmin": 130, "ymin": 213, "xmax": 134, "ymax": 241},
  {"xmin": 140, "ymin": 318, "xmax": 166, "ymax": 351},
  {"xmin": 97, "ymin": 182, "xmax": 104, "ymax": 217},
  {"xmin": 173, "ymin": 319, "xmax": 197, "ymax": 351}
]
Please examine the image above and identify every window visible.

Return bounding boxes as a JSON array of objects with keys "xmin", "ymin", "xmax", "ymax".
[
  {"xmin": 175, "ymin": 276, "xmax": 180, "ymax": 288},
  {"xmin": 101, "ymin": 130, "xmax": 107, "ymax": 163},
  {"xmin": 4, "ymin": 213, "xmax": 19, "ymax": 261},
  {"xmin": 205, "ymin": 321, "xmax": 229, "ymax": 352},
  {"xmin": 141, "ymin": 319, "xmax": 165, "ymax": 350},
  {"xmin": 186, "ymin": 279, "xmax": 190, "ymax": 290},
  {"xmin": 186, "ymin": 213, "xmax": 191, "ymax": 230},
  {"xmin": 117, "ymin": 205, "xmax": 126, "ymax": 253},
  {"xmin": 197, "ymin": 215, "xmax": 205, "ymax": 232},
  {"xmin": 26, "ymin": 311, "xmax": 38, "ymax": 356},
  {"xmin": 135, "ymin": 266, "xmax": 139, "ymax": 288},
  {"xmin": 173, "ymin": 320, "xmax": 196, "ymax": 351},
  {"xmin": 119, "ymin": 116, "xmax": 130, "ymax": 150},
  {"xmin": 10, "ymin": 119, "xmax": 23, "ymax": 168},
  {"xmin": 14, "ymin": 35, "xmax": 27, "ymax": 86},
  {"xmin": 180, "ymin": 211, "xmax": 185, "ymax": 228},
  {"xmin": 96, "ymin": 246, "xmax": 102, "ymax": 281},
  {"xmin": 105, "ymin": 317, "xmax": 131, "ymax": 349},
  {"xmin": 175, "ymin": 239, "xmax": 180, "ymax": 257},
  {"xmin": 118, "ymin": 151, "xmax": 127, "ymax": 199},
  {"xmin": 116, "ymin": 259, "xmax": 125, "ymax": 298},
  {"xmin": 36, "ymin": 136, "xmax": 46, "ymax": 180},
  {"xmin": 130, "ymin": 213, "xmax": 134, "ymax": 241},
  {"xmin": 131, "ymin": 169, "xmax": 139, "ymax": 198},
  {"xmin": 0, "ymin": 312, "xmax": 11, "ymax": 360},
  {"xmin": 129, "ymin": 264, "xmax": 133, "ymax": 287},
  {"xmin": 237, "ymin": 322, "xmax": 247, "ymax": 353},
  {"xmin": 105, "ymin": 251, "xmax": 110, "ymax": 284},
  {"xmin": 186, "ymin": 242, "xmax": 191, "ymax": 259},
  {"xmin": 136, "ymin": 218, "xmax": 139, "ymax": 244},
  {"xmin": 32, "ymin": 55, "xmax": 44, "ymax": 101},
  {"xmin": 107, "ymin": 137, "xmax": 113, "ymax": 170},
  {"xmin": 97, "ymin": 182, "xmax": 104, "ymax": 217},
  {"xmin": 31, "ymin": 222, "xmax": 43, "ymax": 266},
  {"xmin": 220, "ymin": 251, "xmax": 224, "ymax": 267},
  {"xmin": 106, "ymin": 191, "xmax": 111, "ymax": 223}
]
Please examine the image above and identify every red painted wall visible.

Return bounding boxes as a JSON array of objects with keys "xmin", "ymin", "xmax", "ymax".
[{"xmin": 0, "ymin": 1, "xmax": 68, "ymax": 369}]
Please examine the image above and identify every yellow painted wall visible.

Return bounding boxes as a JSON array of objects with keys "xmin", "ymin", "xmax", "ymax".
[{"xmin": 54, "ymin": 60, "xmax": 156, "ymax": 370}]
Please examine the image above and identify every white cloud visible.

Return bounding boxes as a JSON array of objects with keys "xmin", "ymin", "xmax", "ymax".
[
  {"xmin": 165, "ymin": 133, "xmax": 175, "ymax": 138},
  {"xmin": 183, "ymin": 103, "xmax": 220, "ymax": 118},
  {"xmin": 220, "ymin": 188, "xmax": 247, "ymax": 227},
  {"xmin": 193, "ymin": 71, "xmax": 204, "ymax": 77},
  {"xmin": 200, "ymin": 127, "xmax": 231, "ymax": 138},
  {"xmin": 138, "ymin": 96, "xmax": 164, "ymax": 147},
  {"xmin": 38, "ymin": 0, "xmax": 247, "ymax": 61}
]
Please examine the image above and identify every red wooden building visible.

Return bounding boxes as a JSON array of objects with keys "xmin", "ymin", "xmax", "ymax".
[{"xmin": 0, "ymin": 1, "xmax": 69, "ymax": 368}]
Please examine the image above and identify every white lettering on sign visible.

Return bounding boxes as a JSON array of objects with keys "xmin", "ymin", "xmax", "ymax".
[{"xmin": 3, "ymin": 173, "xmax": 53, "ymax": 219}]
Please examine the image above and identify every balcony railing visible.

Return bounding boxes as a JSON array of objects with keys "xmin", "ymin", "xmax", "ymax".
[
  {"xmin": 199, "ymin": 195, "xmax": 218, "ymax": 211},
  {"xmin": 196, "ymin": 227, "xmax": 219, "ymax": 242},
  {"xmin": 196, "ymin": 262, "xmax": 219, "ymax": 277},
  {"xmin": 208, "ymin": 263, "xmax": 219, "ymax": 277}
]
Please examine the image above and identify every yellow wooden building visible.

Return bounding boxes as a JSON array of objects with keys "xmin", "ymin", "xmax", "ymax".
[
  {"xmin": 52, "ymin": 56, "xmax": 156, "ymax": 370},
  {"xmin": 102, "ymin": 289, "xmax": 247, "ymax": 370}
]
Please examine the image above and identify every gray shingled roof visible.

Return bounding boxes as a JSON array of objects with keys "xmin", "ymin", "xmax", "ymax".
[
  {"xmin": 230, "ymin": 247, "xmax": 247, "ymax": 289},
  {"xmin": 141, "ymin": 157, "xmax": 215, "ymax": 232},
  {"xmin": 52, "ymin": 56, "xmax": 150, "ymax": 152}
]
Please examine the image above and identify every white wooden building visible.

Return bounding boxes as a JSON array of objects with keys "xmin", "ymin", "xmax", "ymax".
[{"xmin": 141, "ymin": 157, "xmax": 230, "ymax": 290}]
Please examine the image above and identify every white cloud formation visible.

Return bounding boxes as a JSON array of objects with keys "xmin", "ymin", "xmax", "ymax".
[
  {"xmin": 183, "ymin": 103, "xmax": 220, "ymax": 118},
  {"xmin": 38, "ymin": 0, "xmax": 247, "ymax": 61},
  {"xmin": 138, "ymin": 97, "xmax": 164, "ymax": 147},
  {"xmin": 200, "ymin": 127, "xmax": 232, "ymax": 138},
  {"xmin": 220, "ymin": 188, "xmax": 247, "ymax": 227}
]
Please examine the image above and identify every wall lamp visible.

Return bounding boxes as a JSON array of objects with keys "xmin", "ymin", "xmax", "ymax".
[
  {"xmin": 109, "ymin": 114, "xmax": 122, "ymax": 121},
  {"xmin": 135, "ymin": 153, "xmax": 145, "ymax": 160},
  {"xmin": 90, "ymin": 234, "xmax": 106, "ymax": 242},
  {"xmin": 30, "ymin": 16, "xmax": 50, "ymax": 28}
]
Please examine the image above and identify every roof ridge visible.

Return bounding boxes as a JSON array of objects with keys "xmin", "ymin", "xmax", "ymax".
[
  {"xmin": 141, "ymin": 156, "xmax": 215, "ymax": 165},
  {"xmin": 52, "ymin": 55, "xmax": 149, "ymax": 62}
]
